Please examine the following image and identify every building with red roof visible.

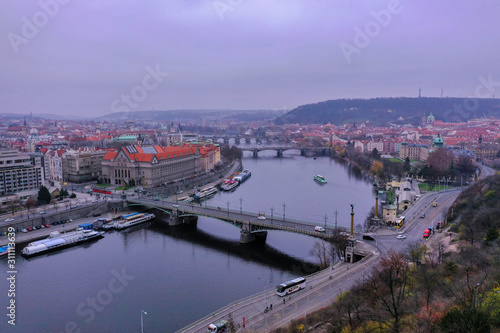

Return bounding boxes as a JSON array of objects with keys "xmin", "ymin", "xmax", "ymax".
[{"xmin": 101, "ymin": 144, "xmax": 220, "ymax": 188}]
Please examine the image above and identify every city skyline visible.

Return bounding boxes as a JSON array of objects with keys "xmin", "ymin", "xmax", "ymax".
[{"xmin": 1, "ymin": 0, "xmax": 499, "ymax": 117}]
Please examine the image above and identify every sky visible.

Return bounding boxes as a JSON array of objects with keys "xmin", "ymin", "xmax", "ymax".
[{"xmin": 1, "ymin": 0, "xmax": 499, "ymax": 118}]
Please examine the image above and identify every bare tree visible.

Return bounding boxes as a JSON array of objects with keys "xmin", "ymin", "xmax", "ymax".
[
  {"xmin": 310, "ymin": 239, "xmax": 330, "ymax": 269},
  {"xmin": 360, "ymin": 250, "xmax": 411, "ymax": 333}
]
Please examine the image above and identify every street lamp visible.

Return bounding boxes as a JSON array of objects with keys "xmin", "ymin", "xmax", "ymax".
[
  {"xmin": 239, "ymin": 196, "xmax": 243, "ymax": 214},
  {"xmin": 141, "ymin": 310, "xmax": 147, "ymax": 333},
  {"xmin": 282, "ymin": 202, "xmax": 286, "ymax": 221},
  {"xmin": 227, "ymin": 200, "xmax": 230, "ymax": 217},
  {"xmin": 270, "ymin": 206, "xmax": 274, "ymax": 224}
]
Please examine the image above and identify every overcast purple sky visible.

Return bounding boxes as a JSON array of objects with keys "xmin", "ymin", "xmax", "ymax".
[{"xmin": 1, "ymin": 0, "xmax": 499, "ymax": 117}]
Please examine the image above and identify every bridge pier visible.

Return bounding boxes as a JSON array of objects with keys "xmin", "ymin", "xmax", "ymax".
[
  {"xmin": 301, "ymin": 149, "xmax": 306, "ymax": 156},
  {"xmin": 253, "ymin": 150, "xmax": 258, "ymax": 158},
  {"xmin": 277, "ymin": 148, "xmax": 283, "ymax": 157},
  {"xmin": 240, "ymin": 221, "xmax": 267, "ymax": 244}
]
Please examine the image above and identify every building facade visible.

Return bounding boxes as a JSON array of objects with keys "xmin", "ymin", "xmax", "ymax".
[
  {"xmin": 101, "ymin": 144, "xmax": 220, "ymax": 189},
  {"xmin": 62, "ymin": 149, "xmax": 106, "ymax": 183},
  {"xmin": 399, "ymin": 143, "xmax": 429, "ymax": 161},
  {"xmin": 0, "ymin": 149, "xmax": 43, "ymax": 206}
]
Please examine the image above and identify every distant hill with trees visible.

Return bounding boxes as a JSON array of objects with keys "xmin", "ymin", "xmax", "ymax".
[{"xmin": 275, "ymin": 97, "xmax": 500, "ymax": 126}]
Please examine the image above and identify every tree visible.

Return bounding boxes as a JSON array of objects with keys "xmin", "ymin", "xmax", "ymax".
[
  {"xmin": 310, "ymin": 240, "xmax": 330, "ymax": 269},
  {"xmin": 372, "ymin": 148, "xmax": 381, "ymax": 160},
  {"xmin": 360, "ymin": 250, "xmax": 411, "ymax": 333},
  {"xmin": 426, "ymin": 148, "xmax": 455, "ymax": 178},
  {"xmin": 404, "ymin": 157, "xmax": 411, "ymax": 172},
  {"xmin": 330, "ymin": 230, "xmax": 349, "ymax": 262},
  {"xmin": 25, "ymin": 198, "xmax": 37, "ymax": 210},
  {"xmin": 60, "ymin": 188, "xmax": 69, "ymax": 198},
  {"xmin": 370, "ymin": 160, "xmax": 383, "ymax": 177},
  {"xmin": 440, "ymin": 307, "xmax": 490, "ymax": 333},
  {"xmin": 456, "ymin": 155, "xmax": 475, "ymax": 177},
  {"xmin": 37, "ymin": 185, "xmax": 51, "ymax": 205}
]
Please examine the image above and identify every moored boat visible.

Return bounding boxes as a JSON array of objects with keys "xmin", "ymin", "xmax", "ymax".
[
  {"xmin": 114, "ymin": 213, "xmax": 156, "ymax": 230},
  {"xmin": 314, "ymin": 174, "xmax": 327, "ymax": 184},
  {"xmin": 0, "ymin": 245, "xmax": 12, "ymax": 256},
  {"xmin": 193, "ymin": 186, "xmax": 218, "ymax": 200},
  {"xmin": 21, "ymin": 228, "xmax": 104, "ymax": 257}
]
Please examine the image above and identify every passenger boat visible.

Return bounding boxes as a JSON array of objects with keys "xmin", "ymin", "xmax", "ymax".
[
  {"xmin": 220, "ymin": 180, "xmax": 239, "ymax": 191},
  {"xmin": 21, "ymin": 228, "xmax": 104, "ymax": 257},
  {"xmin": 233, "ymin": 169, "xmax": 251, "ymax": 183},
  {"xmin": 193, "ymin": 186, "xmax": 218, "ymax": 200},
  {"xmin": 314, "ymin": 174, "xmax": 327, "ymax": 184},
  {"xmin": 113, "ymin": 213, "xmax": 156, "ymax": 230}
]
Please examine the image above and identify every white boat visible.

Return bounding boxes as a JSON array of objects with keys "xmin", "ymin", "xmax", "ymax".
[
  {"xmin": 233, "ymin": 169, "xmax": 251, "ymax": 183},
  {"xmin": 114, "ymin": 213, "xmax": 156, "ymax": 230},
  {"xmin": 21, "ymin": 228, "xmax": 104, "ymax": 257},
  {"xmin": 220, "ymin": 180, "xmax": 239, "ymax": 191},
  {"xmin": 193, "ymin": 186, "xmax": 218, "ymax": 200}
]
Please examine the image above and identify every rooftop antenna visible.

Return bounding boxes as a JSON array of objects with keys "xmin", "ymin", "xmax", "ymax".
[
  {"xmin": 441, "ymin": 88, "xmax": 444, "ymax": 98},
  {"xmin": 418, "ymin": 87, "xmax": 421, "ymax": 98}
]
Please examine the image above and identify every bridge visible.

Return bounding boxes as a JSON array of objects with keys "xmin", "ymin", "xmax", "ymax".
[
  {"xmin": 238, "ymin": 145, "xmax": 333, "ymax": 158},
  {"xmin": 127, "ymin": 197, "xmax": 348, "ymax": 243}
]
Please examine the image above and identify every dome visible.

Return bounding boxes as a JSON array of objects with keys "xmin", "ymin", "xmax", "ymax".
[{"xmin": 433, "ymin": 133, "xmax": 444, "ymax": 147}]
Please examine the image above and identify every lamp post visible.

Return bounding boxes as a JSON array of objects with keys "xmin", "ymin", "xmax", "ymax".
[
  {"xmin": 270, "ymin": 206, "xmax": 274, "ymax": 224},
  {"xmin": 141, "ymin": 310, "xmax": 147, "ymax": 333},
  {"xmin": 282, "ymin": 202, "xmax": 286, "ymax": 221},
  {"xmin": 324, "ymin": 214, "xmax": 328, "ymax": 228},
  {"xmin": 239, "ymin": 196, "xmax": 243, "ymax": 214},
  {"xmin": 226, "ymin": 200, "xmax": 230, "ymax": 217}
]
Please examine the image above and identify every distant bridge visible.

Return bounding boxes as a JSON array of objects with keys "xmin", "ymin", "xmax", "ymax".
[
  {"xmin": 127, "ymin": 198, "xmax": 348, "ymax": 243},
  {"xmin": 238, "ymin": 145, "xmax": 333, "ymax": 157}
]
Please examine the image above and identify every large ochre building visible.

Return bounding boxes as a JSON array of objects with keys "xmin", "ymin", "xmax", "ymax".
[{"xmin": 101, "ymin": 144, "xmax": 220, "ymax": 188}]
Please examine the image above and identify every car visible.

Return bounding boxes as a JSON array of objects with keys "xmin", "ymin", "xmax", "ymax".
[
  {"xmin": 173, "ymin": 204, "xmax": 179, "ymax": 208},
  {"xmin": 396, "ymin": 234, "xmax": 407, "ymax": 240},
  {"xmin": 432, "ymin": 202, "xmax": 437, "ymax": 207},
  {"xmin": 70, "ymin": 205, "xmax": 77, "ymax": 209},
  {"xmin": 21, "ymin": 229, "xmax": 28, "ymax": 233},
  {"xmin": 40, "ymin": 211, "xmax": 47, "ymax": 215},
  {"xmin": 40, "ymin": 225, "xmax": 45, "ymax": 228},
  {"xmin": 257, "ymin": 216, "xmax": 266, "ymax": 220},
  {"xmin": 420, "ymin": 213, "xmax": 425, "ymax": 218},
  {"xmin": 5, "ymin": 218, "xmax": 14, "ymax": 222},
  {"xmin": 52, "ymin": 222, "xmax": 58, "ymax": 226},
  {"xmin": 315, "ymin": 226, "xmax": 326, "ymax": 232},
  {"xmin": 69, "ymin": 219, "xmax": 73, "ymax": 222},
  {"xmin": 27, "ymin": 227, "xmax": 33, "ymax": 232},
  {"xmin": 44, "ymin": 224, "xmax": 50, "ymax": 228}
]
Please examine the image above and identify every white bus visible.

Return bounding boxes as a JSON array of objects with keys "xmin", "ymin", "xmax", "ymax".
[{"xmin": 276, "ymin": 277, "xmax": 306, "ymax": 297}]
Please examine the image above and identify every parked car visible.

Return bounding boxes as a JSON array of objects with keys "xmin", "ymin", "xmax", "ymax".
[
  {"xmin": 5, "ymin": 218, "xmax": 14, "ymax": 222},
  {"xmin": 315, "ymin": 226, "xmax": 326, "ymax": 232},
  {"xmin": 173, "ymin": 204, "xmax": 179, "ymax": 208},
  {"xmin": 420, "ymin": 213, "xmax": 425, "ymax": 218},
  {"xmin": 27, "ymin": 227, "xmax": 33, "ymax": 232},
  {"xmin": 21, "ymin": 229, "xmax": 28, "ymax": 233},
  {"xmin": 44, "ymin": 224, "xmax": 50, "ymax": 228}
]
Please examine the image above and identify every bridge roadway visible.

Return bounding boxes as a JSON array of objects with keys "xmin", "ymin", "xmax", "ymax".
[{"xmin": 127, "ymin": 197, "xmax": 348, "ymax": 241}]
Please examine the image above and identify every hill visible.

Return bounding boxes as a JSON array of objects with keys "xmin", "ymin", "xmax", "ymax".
[
  {"xmin": 275, "ymin": 97, "xmax": 500, "ymax": 126},
  {"xmin": 95, "ymin": 109, "xmax": 284, "ymax": 122}
]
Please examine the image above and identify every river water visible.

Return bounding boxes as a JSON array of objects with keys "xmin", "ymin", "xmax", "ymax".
[{"xmin": 1, "ymin": 151, "xmax": 374, "ymax": 333}]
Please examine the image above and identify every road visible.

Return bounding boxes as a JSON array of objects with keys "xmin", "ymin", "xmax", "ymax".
[{"xmin": 175, "ymin": 188, "xmax": 462, "ymax": 333}]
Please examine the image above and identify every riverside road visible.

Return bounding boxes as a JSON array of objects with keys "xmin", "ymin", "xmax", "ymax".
[{"xmin": 177, "ymin": 188, "xmax": 461, "ymax": 333}]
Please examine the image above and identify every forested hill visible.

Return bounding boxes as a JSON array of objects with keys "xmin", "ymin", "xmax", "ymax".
[{"xmin": 275, "ymin": 97, "xmax": 500, "ymax": 126}]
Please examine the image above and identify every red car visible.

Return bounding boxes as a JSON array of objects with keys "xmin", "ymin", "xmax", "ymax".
[
  {"xmin": 27, "ymin": 227, "xmax": 33, "ymax": 232},
  {"xmin": 44, "ymin": 223, "xmax": 50, "ymax": 228}
]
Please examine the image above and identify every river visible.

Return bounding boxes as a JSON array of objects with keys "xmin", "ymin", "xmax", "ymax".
[{"xmin": 0, "ymin": 151, "xmax": 375, "ymax": 333}]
